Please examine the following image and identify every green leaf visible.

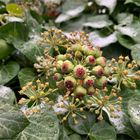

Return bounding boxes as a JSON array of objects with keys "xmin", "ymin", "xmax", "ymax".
[
  {"xmin": 89, "ymin": 121, "xmax": 116, "ymax": 140},
  {"xmin": 95, "ymin": 0, "xmax": 117, "ymax": 14},
  {"xmin": 18, "ymin": 68, "xmax": 36, "ymax": 87},
  {"xmin": 0, "ymin": 61, "xmax": 20, "ymax": 85},
  {"xmin": 89, "ymin": 31, "xmax": 117, "ymax": 48},
  {"xmin": 68, "ymin": 112, "xmax": 96, "ymax": 135},
  {"xmin": 13, "ymin": 40, "xmax": 45, "ymax": 63},
  {"xmin": 116, "ymin": 13, "xmax": 134, "ymax": 25},
  {"xmin": 59, "ymin": 125, "xmax": 70, "ymax": 140},
  {"xmin": 69, "ymin": 133, "xmax": 81, "ymax": 140},
  {"xmin": 0, "ymin": 85, "xmax": 15, "ymax": 105},
  {"xmin": 128, "ymin": 95, "xmax": 140, "ymax": 136},
  {"xmin": 115, "ymin": 21, "xmax": 140, "ymax": 43},
  {"xmin": 15, "ymin": 110, "xmax": 59, "ymax": 140},
  {"xmin": 83, "ymin": 15, "xmax": 113, "ymax": 29},
  {"xmin": 125, "ymin": 0, "xmax": 140, "ymax": 6},
  {"xmin": 0, "ymin": 99, "xmax": 29, "ymax": 139},
  {"xmin": 0, "ymin": 22, "xmax": 29, "ymax": 41},
  {"xmin": 6, "ymin": 3, "xmax": 24, "ymax": 17},
  {"xmin": 117, "ymin": 34, "xmax": 136, "ymax": 49},
  {"xmin": 131, "ymin": 44, "xmax": 140, "ymax": 65}
]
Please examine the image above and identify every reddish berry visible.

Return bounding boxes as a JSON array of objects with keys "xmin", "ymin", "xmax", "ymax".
[
  {"xmin": 53, "ymin": 73, "xmax": 62, "ymax": 81},
  {"xmin": 64, "ymin": 76, "xmax": 76, "ymax": 89},
  {"xmin": 84, "ymin": 76, "xmax": 94, "ymax": 88},
  {"xmin": 96, "ymin": 57, "xmax": 106, "ymax": 67},
  {"xmin": 61, "ymin": 60, "xmax": 74, "ymax": 73},
  {"xmin": 74, "ymin": 65, "xmax": 87, "ymax": 79},
  {"xmin": 92, "ymin": 65, "xmax": 104, "ymax": 77},
  {"xmin": 85, "ymin": 55, "xmax": 96, "ymax": 65},
  {"xmin": 88, "ymin": 86, "xmax": 95, "ymax": 96},
  {"xmin": 74, "ymin": 86, "xmax": 87, "ymax": 98}
]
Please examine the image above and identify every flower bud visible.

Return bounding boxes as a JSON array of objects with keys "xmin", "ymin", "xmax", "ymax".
[
  {"xmin": 61, "ymin": 60, "xmax": 74, "ymax": 73},
  {"xmin": 95, "ymin": 76, "xmax": 107, "ymax": 88},
  {"xmin": 96, "ymin": 57, "xmax": 106, "ymax": 67},
  {"xmin": 53, "ymin": 73, "xmax": 62, "ymax": 81},
  {"xmin": 85, "ymin": 55, "xmax": 96, "ymax": 65},
  {"xmin": 84, "ymin": 76, "xmax": 95, "ymax": 88},
  {"xmin": 74, "ymin": 85, "xmax": 87, "ymax": 98},
  {"xmin": 73, "ymin": 65, "xmax": 87, "ymax": 79},
  {"xmin": 88, "ymin": 86, "xmax": 95, "ymax": 96},
  {"xmin": 64, "ymin": 76, "xmax": 76, "ymax": 89},
  {"xmin": 92, "ymin": 65, "xmax": 104, "ymax": 77}
]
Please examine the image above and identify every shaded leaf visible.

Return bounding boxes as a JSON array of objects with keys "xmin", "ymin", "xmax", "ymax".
[
  {"xmin": 18, "ymin": 68, "xmax": 36, "ymax": 87},
  {"xmin": 0, "ymin": 61, "xmax": 20, "ymax": 85},
  {"xmin": 125, "ymin": 0, "xmax": 140, "ymax": 6},
  {"xmin": 89, "ymin": 121, "xmax": 116, "ymax": 140}
]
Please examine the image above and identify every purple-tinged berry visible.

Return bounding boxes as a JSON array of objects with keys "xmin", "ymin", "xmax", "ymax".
[
  {"xmin": 84, "ymin": 76, "xmax": 95, "ymax": 88},
  {"xmin": 64, "ymin": 76, "xmax": 76, "ymax": 89},
  {"xmin": 96, "ymin": 57, "xmax": 106, "ymax": 67},
  {"xmin": 61, "ymin": 60, "xmax": 74, "ymax": 73},
  {"xmin": 74, "ymin": 85, "xmax": 87, "ymax": 98},
  {"xmin": 85, "ymin": 55, "xmax": 96, "ymax": 65},
  {"xmin": 74, "ymin": 65, "xmax": 87, "ymax": 79},
  {"xmin": 92, "ymin": 65, "xmax": 104, "ymax": 77},
  {"xmin": 53, "ymin": 73, "xmax": 62, "ymax": 81}
]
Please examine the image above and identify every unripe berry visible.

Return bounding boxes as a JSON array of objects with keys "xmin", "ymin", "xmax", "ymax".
[
  {"xmin": 84, "ymin": 76, "xmax": 94, "ymax": 88},
  {"xmin": 61, "ymin": 60, "xmax": 74, "ymax": 73},
  {"xmin": 71, "ymin": 44, "xmax": 83, "ymax": 52},
  {"xmin": 74, "ymin": 85, "xmax": 87, "ymax": 98},
  {"xmin": 56, "ymin": 60, "xmax": 63, "ymax": 71},
  {"xmin": 94, "ymin": 48, "xmax": 102, "ymax": 58},
  {"xmin": 88, "ymin": 86, "xmax": 95, "ymax": 96},
  {"xmin": 73, "ymin": 65, "xmax": 87, "ymax": 79},
  {"xmin": 96, "ymin": 57, "xmax": 106, "ymax": 67},
  {"xmin": 75, "ymin": 51, "xmax": 83, "ymax": 59},
  {"xmin": 64, "ymin": 76, "xmax": 76, "ymax": 89},
  {"xmin": 92, "ymin": 65, "xmax": 104, "ymax": 77},
  {"xmin": 53, "ymin": 73, "xmax": 62, "ymax": 81},
  {"xmin": 104, "ymin": 66, "xmax": 111, "ymax": 76},
  {"xmin": 85, "ymin": 55, "xmax": 96, "ymax": 65},
  {"xmin": 56, "ymin": 80, "xmax": 64, "ymax": 89},
  {"xmin": 56, "ymin": 54, "xmax": 66, "ymax": 61},
  {"xmin": 95, "ymin": 76, "xmax": 107, "ymax": 88}
]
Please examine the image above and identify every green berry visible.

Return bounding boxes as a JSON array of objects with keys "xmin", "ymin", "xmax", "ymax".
[
  {"xmin": 96, "ymin": 57, "xmax": 106, "ymax": 67},
  {"xmin": 88, "ymin": 86, "xmax": 95, "ymax": 96},
  {"xmin": 56, "ymin": 60, "xmax": 63, "ymax": 71},
  {"xmin": 71, "ymin": 44, "xmax": 83, "ymax": 52},
  {"xmin": 74, "ymin": 85, "xmax": 87, "ymax": 98},
  {"xmin": 56, "ymin": 54, "xmax": 66, "ymax": 61},
  {"xmin": 53, "ymin": 73, "xmax": 62, "ymax": 81},
  {"xmin": 85, "ymin": 55, "xmax": 96, "ymax": 65},
  {"xmin": 96, "ymin": 76, "xmax": 107, "ymax": 88}
]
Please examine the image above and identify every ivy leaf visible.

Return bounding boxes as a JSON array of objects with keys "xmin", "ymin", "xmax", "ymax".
[
  {"xmin": 15, "ymin": 110, "xmax": 59, "ymax": 140},
  {"xmin": 6, "ymin": 3, "xmax": 24, "ymax": 17},
  {"xmin": 18, "ymin": 68, "xmax": 36, "ymax": 87},
  {"xmin": 68, "ymin": 112, "xmax": 96, "ymax": 135},
  {"xmin": 83, "ymin": 15, "xmax": 113, "ymax": 29},
  {"xmin": 131, "ymin": 44, "xmax": 140, "ymax": 65},
  {"xmin": 95, "ymin": 0, "xmax": 117, "ymax": 14},
  {"xmin": 0, "ymin": 61, "xmax": 20, "ymax": 85},
  {"xmin": 0, "ymin": 85, "xmax": 15, "ymax": 105},
  {"xmin": 13, "ymin": 40, "xmax": 45, "ymax": 63},
  {"xmin": 89, "ymin": 121, "xmax": 116, "ymax": 140},
  {"xmin": 0, "ymin": 99, "xmax": 29, "ymax": 139},
  {"xmin": 115, "ymin": 21, "xmax": 140, "ymax": 44},
  {"xmin": 69, "ymin": 133, "xmax": 81, "ymax": 140},
  {"xmin": 117, "ymin": 34, "xmax": 136, "ymax": 49},
  {"xmin": 128, "ymin": 95, "xmax": 140, "ymax": 137},
  {"xmin": 125, "ymin": 0, "xmax": 140, "ymax": 6},
  {"xmin": 89, "ymin": 31, "xmax": 117, "ymax": 47}
]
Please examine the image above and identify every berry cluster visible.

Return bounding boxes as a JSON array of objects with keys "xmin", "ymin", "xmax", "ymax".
[{"xmin": 20, "ymin": 28, "xmax": 140, "ymax": 123}]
